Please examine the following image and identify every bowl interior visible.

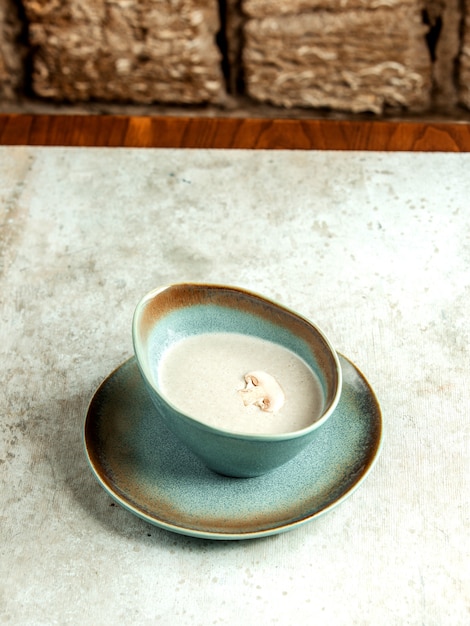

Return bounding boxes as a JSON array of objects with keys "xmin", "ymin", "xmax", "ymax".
[{"xmin": 133, "ymin": 284, "xmax": 340, "ymax": 433}]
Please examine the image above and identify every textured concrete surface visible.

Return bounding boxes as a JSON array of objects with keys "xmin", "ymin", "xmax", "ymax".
[{"xmin": 0, "ymin": 147, "xmax": 469, "ymax": 624}]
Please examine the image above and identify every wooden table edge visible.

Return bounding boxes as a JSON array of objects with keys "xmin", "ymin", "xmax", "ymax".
[{"xmin": 1, "ymin": 114, "xmax": 470, "ymax": 151}]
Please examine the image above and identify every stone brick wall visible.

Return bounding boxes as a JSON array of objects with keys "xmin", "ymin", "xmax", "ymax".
[{"xmin": 1, "ymin": 0, "xmax": 470, "ymax": 115}]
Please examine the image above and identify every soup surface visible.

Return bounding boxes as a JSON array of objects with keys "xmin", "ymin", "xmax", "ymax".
[{"xmin": 157, "ymin": 332, "xmax": 324, "ymax": 434}]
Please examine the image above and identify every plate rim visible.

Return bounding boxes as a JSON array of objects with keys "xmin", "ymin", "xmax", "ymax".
[{"xmin": 84, "ymin": 354, "xmax": 383, "ymax": 540}]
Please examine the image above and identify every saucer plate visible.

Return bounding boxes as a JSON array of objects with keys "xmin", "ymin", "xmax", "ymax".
[{"xmin": 84, "ymin": 355, "xmax": 382, "ymax": 540}]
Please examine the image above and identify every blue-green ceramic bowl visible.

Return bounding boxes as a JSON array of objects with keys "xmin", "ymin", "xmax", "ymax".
[{"xmin": 132, "ymin": 283, "xmax": 342, "ymax": 478}]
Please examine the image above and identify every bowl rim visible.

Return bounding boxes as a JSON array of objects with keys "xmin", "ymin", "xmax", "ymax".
[{"xmin": 132, "ymin": 282, "xmax": 343, "ymax": 442}]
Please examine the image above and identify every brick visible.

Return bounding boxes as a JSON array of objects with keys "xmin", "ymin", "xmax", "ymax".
[
  {"xmin": 0, "ymin": 0, "xmax": 25, "ymax": 99},
  {"xmin": 23, "ymin": 0, "xmax": 225, "ymax": 104},
  {"xmin": 459, "ymin": 0, "xmax": 470, "ymax": 108},
  {"xmin": 243, "ymin": 0, "xmax": 418, "ymax": 18},
  {"xmin": 242, "ymin": 3, "xmax": 432, "ymax": 113},
  {"xmin": 425, "ymin": 0, "xmax": 461, "ymax": 110}
]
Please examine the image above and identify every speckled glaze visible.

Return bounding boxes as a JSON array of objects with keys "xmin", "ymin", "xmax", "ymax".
[
  {"xmin": 132, "ymin": 284, "xmax": 342, "ymax": 477},
  {"xmin": 84, "ymin": 354, "xmax": 382, "ymax": 540}
]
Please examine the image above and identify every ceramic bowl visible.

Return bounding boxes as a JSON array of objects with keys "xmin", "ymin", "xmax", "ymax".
[{"xmin": 132, "ymin": 283, "xmax": 342, "ymax": 478}]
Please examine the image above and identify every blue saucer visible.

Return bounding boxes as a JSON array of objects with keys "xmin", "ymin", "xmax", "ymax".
[{"xmin": 84, "ymin": 355, "xmax": 382, "ymax": 540}]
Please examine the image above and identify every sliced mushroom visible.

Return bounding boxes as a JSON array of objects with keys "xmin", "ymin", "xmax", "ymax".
[{"xmin": 238, "ymin": 370, "xmax": 285, "ymax": 413}]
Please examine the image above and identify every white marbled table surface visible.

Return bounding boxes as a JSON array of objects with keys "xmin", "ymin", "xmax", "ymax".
[{"xmin": 0, "ymin": 147, "xmax": 468, "ymax": 625}]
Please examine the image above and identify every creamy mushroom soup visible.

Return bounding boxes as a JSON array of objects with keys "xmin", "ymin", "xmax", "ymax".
[{"xmin": 156, "ymin": 332, "xmax": 325, "ymax": 435}]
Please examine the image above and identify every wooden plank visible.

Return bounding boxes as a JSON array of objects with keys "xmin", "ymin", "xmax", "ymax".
[{"xmin": 0, "ymin": 114, "xmax": 469, "ymax": 151}]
